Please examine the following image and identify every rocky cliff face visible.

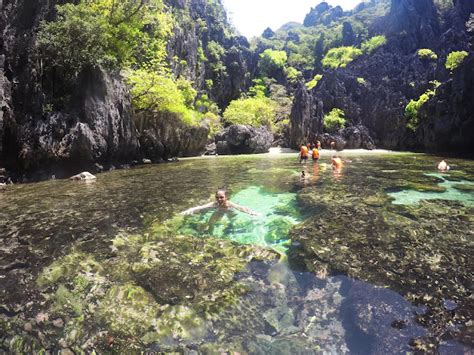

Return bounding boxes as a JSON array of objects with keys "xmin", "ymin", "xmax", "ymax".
[
  {"xmin": 417, "ymin": 37, "xmax": 474, "ymax": 152},
  {"xmin": 0, "ymin": 0, "xmax": 141, "ymax": 177},
  {"xmin": 0, "ymin": 0, "xmax": 225, "ymax": 179},
  {"xmin": 289, "ymin": 83, "xmax": 323, "ymax": 148},
  {"xmin": 290, "ymin": 0, "xmax": 473, "ymax": 153},
  {"xmin": 165, "ymin": 0, "xmax": 256, "ymax": 109}
]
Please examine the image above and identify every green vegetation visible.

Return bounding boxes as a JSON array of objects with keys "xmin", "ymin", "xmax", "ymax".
[
  {"xmin": 126, "ymin": 69, "xmax": 201, "ymax": 128},
  {"xmin": 223, "ymin": 81, "xmax": 277, "ymax": 128},
  {"xmin": 306, "ymin": 74, "xmax": 323, "ymax": 89},
  {"xmin": 323, "ymin": 108, "xmax": 346, "ymax": 132},
  {"xmin": 405, "ymin": 81, "xmax": 440, "ymax": 131},
  {"xmin": 37, "ymin": 0, "xmax": 172, "ymax": 72},
  {"xmin": 252, "ymin": 0, "xmax": 390, "ymax": 73},
  {"xmin": 445, "ymin": 51, "xmax": 469, "ymax": 72},
  {"xmin": 38, "ymin": 0, "xmax": 225, "ymax": 131},
  {"xmin": 285, "ymin": 66, "xmax": 302, "ymax": 83},
  {"xmin": 259, "ymin": 49, "xmax": 288, "ymax": 77},
  {"xmin": 322, "ymin": 46, "xmax": 363, "ymax": 69},
  {"xmin": 361, "ymin": 35, "xmax": 386, "ymax": 54},
  {"xmin": 223, "ymin": 96, "xmax": 276, "ymax": 128},
  {"xmin": 417, "ymin": 49, "xmax": 438, "ymax": 61},
  {"xmin": 356, "ymin": 77, "xmax": 367, "ymax": 85}
]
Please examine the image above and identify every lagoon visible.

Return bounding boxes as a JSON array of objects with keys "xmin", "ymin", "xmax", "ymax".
[{"xmin": 0, "ymin": 151, "xmax": 473, "ymax": 353}]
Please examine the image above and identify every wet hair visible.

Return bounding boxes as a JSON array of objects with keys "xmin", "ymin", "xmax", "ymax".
[{"xmin": 216, "ymin": 187, "xmax": 227, "ymax": 196}]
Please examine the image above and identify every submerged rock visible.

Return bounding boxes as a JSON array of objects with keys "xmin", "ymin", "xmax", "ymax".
[
  {"xmin": 290, "ymin": 179, "xmax": 474, "ymax": 351},
  {"xmin": 0, "ymin": 216, "xmax": 280, "ymax": 352}
]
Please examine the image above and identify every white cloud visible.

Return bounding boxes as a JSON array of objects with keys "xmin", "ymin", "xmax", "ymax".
[{"xmin": 222, "ymin": 0, "xmax": 363, "ymax": 38}]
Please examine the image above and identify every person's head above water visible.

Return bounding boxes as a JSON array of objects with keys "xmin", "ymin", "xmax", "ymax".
[{"xmin": 215, "ymin": 188, "xmax": 228, "ymax": 206}]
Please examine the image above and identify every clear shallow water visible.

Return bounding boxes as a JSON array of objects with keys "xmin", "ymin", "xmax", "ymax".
[
  {"xmin": 0, "ymin": 151, "xmax": 473, "ymax": 353},
  {"xmin": 178, "ymin": 186, "xmax": 301, "ymax": 252},
  {"xmin": 389, "ymin": 172, "xmax": 474, "ymax": 206}
]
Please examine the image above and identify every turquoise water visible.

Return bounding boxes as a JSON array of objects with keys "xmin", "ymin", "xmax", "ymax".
[
  {"xmin": 388, "ymin": 172, "xmax": 474, "ymax": 206},
  {"xmin": 178, "ymin": 186, "xmax": 300, "ymax": 252}
]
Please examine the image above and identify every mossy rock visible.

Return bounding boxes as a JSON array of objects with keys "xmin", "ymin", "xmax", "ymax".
[
  {"xmin": 452, "ymin": 184, "xmax": 474, "ymax": 193},
  {"xmin": 444, "ymin": 171, "xmax": 474, "ymax": 182},
  {"xmin": 30, "ymin": 220, "xmax": 279, "ymax": 351},
  {"xmin": 399, "ymin": 182, "xmax": 446, "ymax": 193},
  {"xmin": 290, "ymin": 198, "xmax": 474, "ymax": 347}
]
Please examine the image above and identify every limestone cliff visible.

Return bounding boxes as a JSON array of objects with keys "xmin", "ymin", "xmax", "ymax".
[
  {"xmin": 289, "ymin": 0, "xmax": 473, "ymax": 153},
  {"xmin": 0, "ymin": 0, "xmax": 244, "ymax": 179}
]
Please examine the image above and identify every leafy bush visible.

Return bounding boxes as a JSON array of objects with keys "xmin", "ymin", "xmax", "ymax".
[
  {"xmin": 322, "ymin": 46, "xmax": 363, "ymax": 69},
  {"xmin": 306, "ymin": 74, "xmax": 323, "ymax": 89},
  {"xmin": 285, "ymin": 66, "xmax": 302, "ymax": 83},
  {"xmin": 356, "ymin": 77, "xmax": 367, "ymax": 85},
  {"xmin": 405, "ymin": 82, "xmax": 439, "ymax": 131},
  {"xmin": 259, "ymin": 49, "xmax": 287, "ymax": 77},
  {"xmin": 223, "ymin": 96, "xmax": 276, "ymax": 128},
  {"xmin": 37, "ymin": 4, "xmax": 110, "ymax": 72},
  {"xmin": 361, "ymin": 35, "xmax": 386, "ymax": 54},
  {"xmin": 37, "ymin": 0, "xmax": 172, "ymax": 73},
  {"xmin": 248, "ymin": 79, "xmax": 268, "ymax": 98},
  {"xmin": 324, "ymin": 108, "xmax": 346, "ymax": 132},
  {"xmin": 207, "ymin": 41, "xmax": 225, "ymax": 61},
  {"xmin": 445, "ymin": 51, "xmax": 469, "ymax": 72},
  {"xmin": 125, "ymin": 69, "xmax": 200, "ymax": 127},
  {"xmin": 417, "ymin": 48, "xmax": 438, "ymax": 61}
]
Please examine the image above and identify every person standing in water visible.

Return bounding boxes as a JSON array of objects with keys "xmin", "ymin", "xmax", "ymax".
[
  {"xmin": 299, "ymin": 143, "xmax": 309, "ymax": 163},
  {"xmin": 180, "ymin": 188, "xmax": 260, "ymax": 217},
  {"xmin": 312, "ymin": 146, "xmax": 320, "ymax": 161},
  {"xmin": 331, "ymin": 155, "xmax": 343, "ymax": 169}
]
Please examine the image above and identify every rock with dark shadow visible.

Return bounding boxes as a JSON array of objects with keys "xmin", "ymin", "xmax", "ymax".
[{"xmin": 215, "ymin": 125, "xmax": 273, "ymax": 155}]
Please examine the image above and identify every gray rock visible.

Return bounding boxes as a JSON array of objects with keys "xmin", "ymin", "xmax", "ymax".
[
  {"xmin": 69, "ymin": 172, "xmax": 96, "ymax": 181},
  {"xmin": 215, "ymin": 125, "xmax": 273, "ymax": 155}
]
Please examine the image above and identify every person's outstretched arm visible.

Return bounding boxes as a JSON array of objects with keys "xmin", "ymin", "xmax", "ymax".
[
  {"xmin": 228, "ymin": 202, "xmax": 261, "ymax": 216},
  {"xmin": 180, "ymin": 202, "xmax": 215, "ymax": 216}
]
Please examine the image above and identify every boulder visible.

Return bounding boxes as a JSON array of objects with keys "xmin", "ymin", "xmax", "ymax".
[
  {"xmin": 341, "ymin": 125, "xmax": 376, "ymax": 149},
  {"xmin": 215, "ymin": 125, "xmax": 273, "ymax": 155},
  {"xmin": 69, "ymin": 172, "xmax": 96, "ymax": 181}
]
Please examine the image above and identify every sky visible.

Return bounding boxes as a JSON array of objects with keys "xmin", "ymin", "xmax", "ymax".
[{"xmin": 221, "ymin": 0, "xmax": 364, "ymax": 38}]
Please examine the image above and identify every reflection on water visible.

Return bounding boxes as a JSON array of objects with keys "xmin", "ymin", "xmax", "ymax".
[{"xmin": 0, "ymin": 151, "xmax": 473, "ymax": 353}]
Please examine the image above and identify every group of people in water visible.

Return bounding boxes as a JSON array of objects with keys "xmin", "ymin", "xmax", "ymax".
[
  {"xmin": 180, "ymin": 143, "xmax": 452, "ymax": 224},
  {"xmin": 298, "ymin": 141, "xmax": 344, "ymax": 181}
]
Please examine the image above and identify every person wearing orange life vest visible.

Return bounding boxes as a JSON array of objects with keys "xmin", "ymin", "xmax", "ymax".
[
  {"xmin": 299, "ymin": 143, "xmax": 309, "ymax": 163},
  {"xmin": 312, "ymin": 147, "xmax": 320, "ymax": 161}
]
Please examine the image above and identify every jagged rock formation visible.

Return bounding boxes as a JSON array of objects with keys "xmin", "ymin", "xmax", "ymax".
[
  {"xmin": 417, "ymin": 50, "xmax": 474, "ymax": 152},
  {"xmin": 165, "ymin": 0, "xmax": 256, "ymax": 109},
  {"xmin": 385, "ymin": 0, "xmax": 440, "ymax": 51},
  {"xmin": 289, "ymin": 83, "xmax": 323, "ymax": 147},
  {"xmin": 303, "ymin": 2, "xmax": 344, "ymax": 27},
  {"xmin": 289, "ymin": 0, "xmax": 473, "ymax": 153},
  {"xmin": 0, "ymin": 0, "xmax": 248, "ymax": 179}
]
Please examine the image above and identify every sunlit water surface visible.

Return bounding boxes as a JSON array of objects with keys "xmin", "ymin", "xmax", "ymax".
[{"xmin": 1, "ymin": 150, "xmax": 473, "ymax": 353}]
